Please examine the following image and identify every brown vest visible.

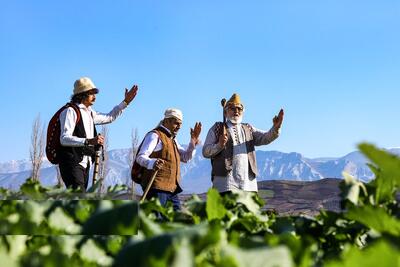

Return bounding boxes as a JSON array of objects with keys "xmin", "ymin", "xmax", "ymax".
[
  {"xmin": 211, "ymin": 122, "xmax": 258, "ymax": 179},
  {"xmin": 140, "ymin": 127, "xmax": 181, "ymax": 192}
]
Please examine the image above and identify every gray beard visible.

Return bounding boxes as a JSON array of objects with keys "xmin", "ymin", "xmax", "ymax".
[{"xmin": 228, "ymin": 116, "xmax": 243, "ymax": 124}]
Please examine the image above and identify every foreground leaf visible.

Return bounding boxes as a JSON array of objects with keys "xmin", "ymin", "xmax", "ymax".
[
  {"xmin": 220, "ymin": 244, "xmax": 293, "ymax": 267},
  {"xmin": 325, "ymin": 241, "xmax": 400, "ymax": 267},
  {"xmin": 346, "ymin": 205, "xmax": 400, "ymax": 236},
  {"xmin": 206, "ymin": 188, "xmax": 227, "ymax": 221},
  {"xmin": 359, "ymin": 143, "xmax": 400, "ymax": 203}
]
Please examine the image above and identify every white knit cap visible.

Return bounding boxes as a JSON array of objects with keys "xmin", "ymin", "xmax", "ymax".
[
  {"xmin": 164, "ymin": 108, "xmax": 183, "ymax": 121},
  {"xmin": 73, "ymin": 77, "xmax": 99, "ymax": 96}
]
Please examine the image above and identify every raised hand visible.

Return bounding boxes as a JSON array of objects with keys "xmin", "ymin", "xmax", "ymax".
[
  {"xmin": 124, "ymin": 85, "xmax": 139, "ymax": 105},
  {"xmin": 190, "ymin": 122, "xmax": 202, "ymax": 145},
  {"xmin": 273, "ymin": 109, "xmax": 284, "ymax": 129}
]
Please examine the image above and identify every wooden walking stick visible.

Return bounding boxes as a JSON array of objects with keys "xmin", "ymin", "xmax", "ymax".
[
  {"xmin": 92, "ymin": 148, "xmax": 101, "ymax": 186},
  {"xmin": 140, "ymin": 170, "xmax": 159, "ymax": 202},
  {"xmin": 221, "ymin": 98, "xmax": 227, "ymax": 121},
  {"xmin": 92, "ymin": 135, "xmax": 103, "ymax": 187},
  {"xmin": 221, "ymin": 98, "xmax": 227, "ymax": 136}
]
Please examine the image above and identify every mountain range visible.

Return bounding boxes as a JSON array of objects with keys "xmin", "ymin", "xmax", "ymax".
[{"xmin": 1, "ymin": 147, "xmax": 399, "ymax": 194}]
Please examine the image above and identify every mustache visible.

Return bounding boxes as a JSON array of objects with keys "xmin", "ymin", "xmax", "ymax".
[{"xmin": 228, "ymin": 114, "xmax": 242, "ymax": 119}]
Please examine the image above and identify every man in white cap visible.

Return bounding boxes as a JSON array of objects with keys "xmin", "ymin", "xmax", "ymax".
[
  {"xmin": 133, "ymin": 108, "xmax": 202, "ymax": 210},
  {"xmin": 203, "ymin": 93, "xmax": 284, "ymax": 195},
  {"xmin": 58, "ymin": 77, "xmax": 138, "ymax": 191}
]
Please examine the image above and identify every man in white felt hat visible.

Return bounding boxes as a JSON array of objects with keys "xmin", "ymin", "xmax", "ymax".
[
  {"xmin": 203, "ymin": 93, "xmax": 284, "ymax": 195},
  {"xmin": 132, "ymin": 108, "xmax": 202, "ymax": 210},
  {"xmin": 58, "ymin": 77, "xmax": 138, "ymax": 191}
]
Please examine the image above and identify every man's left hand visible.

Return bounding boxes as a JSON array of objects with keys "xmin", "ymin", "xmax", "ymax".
[
  {"xmin": 190, "ymin": 122, "xmax": 202, "ymax": 145},
  {"xmin": 273, "ymin": 109, "xmax": 284, "ymax": 129},
  {"xmin": 124, "ymin": 85, "xmax": 139, "ymax": 105}
]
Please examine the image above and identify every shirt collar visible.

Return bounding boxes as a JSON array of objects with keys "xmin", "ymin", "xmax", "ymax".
[
  {"xmin": 158, "ymin": 124, "xmax": 176, "ymax": 139},
  {"xmin": 160, "ymin": 125, "xmax": 172, "ymax": 134},
  {"xmin": 77, "ymin": 103, "xmax": 92, "ymax": 112}
]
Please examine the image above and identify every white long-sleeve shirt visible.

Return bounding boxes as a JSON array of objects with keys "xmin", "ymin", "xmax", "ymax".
[
  {"xmin": 136, "ymin": 125, "xmax": 196, "ymax": 170},
  {"xmin": 202, "ymin": 121, "xmax": 280, "ymax": 192},
  {"xmin": 59, "ymin": 101, "xmax": 127, "ymax": 167}
]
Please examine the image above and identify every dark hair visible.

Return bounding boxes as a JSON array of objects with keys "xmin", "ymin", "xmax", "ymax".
[{"xmin": 71, "ymin": 92, "xmax": 89, "ymax": 103}]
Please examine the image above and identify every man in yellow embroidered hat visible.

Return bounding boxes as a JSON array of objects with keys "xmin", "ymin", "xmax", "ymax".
[
  {"xmin": 202, "ymin": 93, "xmax": 284, "ymax": 194},
  {"xmin": 57, "ymin": 77, "xmax": 138, "ymax": 191}
]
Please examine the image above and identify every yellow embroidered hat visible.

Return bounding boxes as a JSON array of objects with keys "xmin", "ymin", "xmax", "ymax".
[{"xmin": 225, "ymin": 93, "xmax": 244, "ymax": 109}]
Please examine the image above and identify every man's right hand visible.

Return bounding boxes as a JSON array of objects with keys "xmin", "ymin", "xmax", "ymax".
[
  {"xmin": 218, "ymin": 127, "xmax": 228, "ymax": 148},
  {"xmin": 273, "ymin": 109, "xmax": 284, "ymax": 129},
  {"xmin": 154, "ymin": 159, "xmax": 165, "ymax": 170},
  {"xmin": 87, "ymin": 135, "xmax": 104, "ymax": 146},
  {"xmin": 124, "ymin": 85, "xmax": 139, "ymax": 105}
]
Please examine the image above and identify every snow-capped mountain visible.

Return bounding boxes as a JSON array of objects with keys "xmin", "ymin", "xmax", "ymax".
[
  {"xmin": 0, "ymin": 147, "xmax": 398, "ymax": 193},
  {"xmin": 257, "ymin": 151, "xmax": 324, "ymax": 181}
]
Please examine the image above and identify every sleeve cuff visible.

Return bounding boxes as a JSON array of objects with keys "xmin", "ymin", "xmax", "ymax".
[
  {"xmin": 188, "ymin": 140, "xmax": 196, "ymax": 150},
  {"xmin": 147, "ymin": 159, "xmax": 156, "ymax": 170},
  {"xmin": 272, "ymin": 126, "xmax": 280, "ymax": 136},
  {"xmin": 121, "ymin": 101, "xmax": 128, "ymax": 108}
]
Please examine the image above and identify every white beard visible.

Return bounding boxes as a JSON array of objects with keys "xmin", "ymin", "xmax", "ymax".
[{"xmin": 228, "ymin": 115, "xmax": 243, "ymax": 124}]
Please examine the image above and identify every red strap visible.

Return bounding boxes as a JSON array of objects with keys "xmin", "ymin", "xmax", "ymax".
[{"xmin": 65, "ymin": 103, "xmax": 81, "ymax": 124}]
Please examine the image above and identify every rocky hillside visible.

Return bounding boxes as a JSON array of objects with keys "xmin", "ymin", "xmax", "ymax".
[
  {"xmin": 179, "ymin": 178, "xmax": 342, "ymax": 216},
  {"xmin": 258, "ymin": 178, "xmax": 341, "ymax": 215}
]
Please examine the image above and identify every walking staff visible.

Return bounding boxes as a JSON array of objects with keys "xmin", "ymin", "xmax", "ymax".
[
  {"xmin": 140, "ymin": 170, "xmax": 159, "ymax": 202},
  {"xmin": 92, "ymin": 136, "xmax": 103, "ymax": 187},
  {"xmin": 131, "ymin": 108, "xmax": 202, "ymax": 210}
]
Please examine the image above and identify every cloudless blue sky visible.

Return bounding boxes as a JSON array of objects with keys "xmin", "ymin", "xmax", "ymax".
[{"xmin": 1, "ymin": 1, "xmax": 399, "ymax": 162}]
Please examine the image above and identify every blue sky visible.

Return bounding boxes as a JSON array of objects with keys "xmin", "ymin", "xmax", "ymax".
[{"xmin": 0, "ymin": 1, "xmax": 399, "ymax": 162}]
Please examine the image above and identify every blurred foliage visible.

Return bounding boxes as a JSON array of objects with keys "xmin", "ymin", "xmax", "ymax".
[{"xmin": 0, "ymin": 143, "xmax": 399, "ymax": 266}]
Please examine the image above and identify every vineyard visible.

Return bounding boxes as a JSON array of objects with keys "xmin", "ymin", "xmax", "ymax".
[{"xmin": 0, "ymin": 143, "xmax": 399, "ymax": 267}]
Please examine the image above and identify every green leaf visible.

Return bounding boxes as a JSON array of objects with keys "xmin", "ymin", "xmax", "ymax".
[
  {"xmin": 359, "ymin": 143, "xmax": 400, "ymax": 203},
  {"xmin": 185, "ymin": 194, "xmax": 207, "ymax": 221},
  {"xmin": 270, "ymin": 217, "xmax": 296, "ymax": 234},
  {"xmin": 86, "ymin": 180, "xmax": 101, "ymax": 193},
  {"xmin": 74, "ymin": 201, "xmax": 97, "ymax": 223},
  {"xmin": 105, "ymin": 236, "xmax": 127, "ymax": 256},
  {"xmin": 139, "ymin": 210, "xmax": 164, "ymax": 237},
  {"xmin": 220, "ymin": 244, "xmax": 294, "ymax": 267},
  {"xmin": 114, "ymin": 224, "xmax": 210, "ymax": 267},
  {"xmin": 235, "ymin": 191, "xmax": 263, "ymax": 214},
  {"xmin": 26, "ymin": 201, "xmax": 48, "ymax": 225},
  {"xmin": 3, "ymin": 236, "xmax": 28, "ymax": 262},
  {"xmin": 206, "ymin": 189, "xmax": 227, "ymax": 221},
  {"xmin": 341, "ymin": 172, "xmax": 367, "ymax": 205},
  {"xmin": 20, "ymin": 179, "xmax": 48, "ymax": 199},
  {"xmin": 0, "ymin": 246, "xmax": 19, "ymax": 267},
  {"xmin": 58, "ymin": 236, "xmax": 81, "ymax": 258},
  {"xmin": 82, "ymin": 201, "xmax": 139, "ymax": 235},
  {"xmin": 325, "ymin": 241, "xmax": 400, "ymax": 267},
  {"xmin": 80, "ymin": 239, "xmax": 113, "ymax": 266},
  {"xmin": 48, "ymin": 207, "xmax": 81, "ymax": 234},
  {"xmin": 170, "ymin": 238, "xmax": 194, "ymax": 267},
  {"xmin": 346, "ymin": 205, "xmax": 400, "ymax": 236},
  {"xmin": 140, "ymin": 198, "xmax": 173, "ymax": 221}
]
